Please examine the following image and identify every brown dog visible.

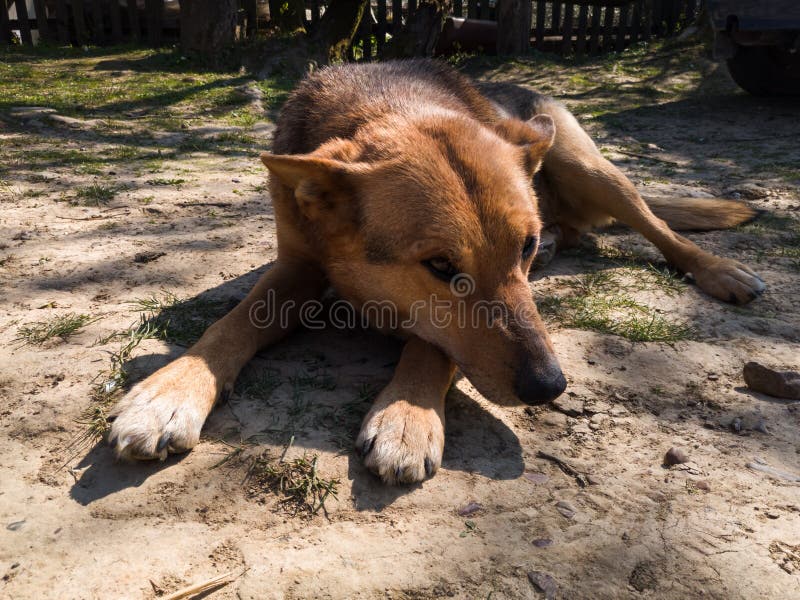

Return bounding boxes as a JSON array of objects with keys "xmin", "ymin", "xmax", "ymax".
[{"xmin": 108, "ymin": 60, "xmax": 765, "ymax": 484}]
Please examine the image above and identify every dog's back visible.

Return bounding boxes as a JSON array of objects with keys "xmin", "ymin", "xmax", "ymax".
[{"xmin": 272, "ymin": 60, "xmax": 500, "ymax": 155}]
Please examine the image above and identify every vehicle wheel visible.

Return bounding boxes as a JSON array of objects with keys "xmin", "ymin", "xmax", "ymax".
[{"xmin": 726, "ymin": 45, "xmax": 800, "ymax": 96}]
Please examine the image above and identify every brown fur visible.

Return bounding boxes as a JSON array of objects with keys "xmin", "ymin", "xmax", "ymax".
[{"xmin": 108, "ymin": 60, "xmax": 766, "ymax": 485}]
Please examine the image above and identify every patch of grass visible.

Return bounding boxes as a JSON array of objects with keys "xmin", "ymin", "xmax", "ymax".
[
  {"xmin": 238, "ymin": 367, "xmax": 282, "ymax": 400},
  {"xmin": 146, "ymin": 177, "xmax": 186, "ymax": 187},
  {"xmin": 131, "ymin": 290, "xmax": 227, "ymax": 346},
  {"xmin": 73, "ymin": 183, "xmax": 120, "ymax": 206},
  {"xmin": 246, "ymin": 448, "xmax": 340, "ymax": 517},
  {"xmin": 538, "ymin": 271, "xmax": 693, "ymax": 343},
  {"xmin": 15, "ymin": 312, "xmax": 99, "ymax": 345}
]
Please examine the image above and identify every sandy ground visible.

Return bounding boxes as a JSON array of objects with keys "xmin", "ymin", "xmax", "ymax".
[{"xmin": 1, "ymin": 41, "xmax": 799, "ymax": 599}]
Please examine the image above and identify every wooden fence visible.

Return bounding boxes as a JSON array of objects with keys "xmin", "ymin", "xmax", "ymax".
[{"xmin": 2, "ymin": 0, "xmax": 701, "ymax": 57}]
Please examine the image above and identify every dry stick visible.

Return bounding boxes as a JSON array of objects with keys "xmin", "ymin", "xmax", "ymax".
[
  {"xmin": 612, "ymin": 148, "xmax": 684, "ymax": 167},
  {"xmin": 161, "ymin": 570, "xmax": 243, "ymax": 600},
  {"xmin": 536, "ymin": 450, "xmax": 588, "ymax": 487}
]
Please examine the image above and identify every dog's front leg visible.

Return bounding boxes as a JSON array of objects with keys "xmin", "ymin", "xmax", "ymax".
[
  {"xmin": 356, "ymin": 337, "xmax": 456, "ymax": 485},
  {"xmin": 109, "ymin": 260, "xmax": 326, "ymax": 460}
]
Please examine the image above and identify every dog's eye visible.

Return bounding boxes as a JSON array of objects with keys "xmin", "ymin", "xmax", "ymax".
[
  {"xmin": 423, "ymin": 257, "xmax": 458, "ymax": 282},
  {"xmin": 522, "ymin": 236, "xmax": 538, "ymax": 259}
]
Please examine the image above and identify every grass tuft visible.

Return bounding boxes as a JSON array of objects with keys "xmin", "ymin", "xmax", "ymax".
[
  {"xmin": 15, "ymin": 312, "xmax": 99, "ymax": 345},
  {"xmin": 73, "ymin": 183, "xmax": 120, "ymax": 206},
  {"xmin": 246, "ymin": 447, "xmax": 339, "ymax": 517}
]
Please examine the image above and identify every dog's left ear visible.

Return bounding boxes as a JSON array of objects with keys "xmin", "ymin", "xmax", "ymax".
[
  {"xmin": 494, "ymin": 114, "xmax": 556, "ymax": 175},
  {"xmin": 260, "ymin": 149, "xmax": 368, "ymax": 224}
]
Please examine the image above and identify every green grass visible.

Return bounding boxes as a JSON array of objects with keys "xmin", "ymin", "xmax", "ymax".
[
  {"xmin": 538, "ymin": 271, "xmax": 693, "ymax": 343},
  {"xmin": 130, "ymin": 290, "xmax": 227, "ymax": 346},
  {"xmin": 15, "ymin": 313, "xmax": 99, "ymax": 345},
  {"xmin": 146, "ymin": 177, "xmax": 186, "ymax": 187},
  {"xmin": 73, "ymin": 183, "xmax": 120, "ymax": 206}
]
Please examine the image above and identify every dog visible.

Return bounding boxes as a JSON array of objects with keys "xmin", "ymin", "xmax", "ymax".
[{"xmin": 108, "ymin": 60, "xmax": 765, "ymax": 484}]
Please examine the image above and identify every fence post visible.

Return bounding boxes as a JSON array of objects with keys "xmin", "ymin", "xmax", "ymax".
[
  {"xmin": 574, "ymin": 3, "xmax": 588, "ymax": 56},
  {"xmin": 55, "ymin": 0, "xmax": 69, "ymax": 42},
  {"xmin": 145, "ymin": 0, "xmax": 162, "ymax": 46},
  {"xmin": 91, "ymin": 0, "xmax": 105, "ymax": 43},
  {"xmin": 108, "ymin": 0, "xmax": 123, "ymax": 42},
  {"xmin": 534, "ymin": 0, "xmax": 545, "ymax": 51},
  {"xmin": 589, "ymin": 4, "xmax": 602, "ymax": 55},
  {"xmin": 33, "ymin": 0, "xmax": 52, "ymax": 41},
  {"xmin": 72, "ymin": 0, "xmax": 88, "ymax": 44},
  {"xmin": 0, "ymin": 2, "xmax": 12, "ymax": 44},
  {"xmin": 15, "ymin": 0, "xmax": 33, "ymax": 44},
  {"xmin": 128, "ymin": 0, "xmax": 141, "ymax": 41},
  {"xmin": 615, "ymin": 2, "xmax": 628, "ymax": 52},
  {"xmin": 602, "ymin": 4, "xmax": 614, "ymax": 52},
  {"xmin": 561, "ymin": 2, "xmax": 573, "ymax": 55},
  {"xmin": 377, "ymin": 0, "xmax": 386, "ymax": 56}
]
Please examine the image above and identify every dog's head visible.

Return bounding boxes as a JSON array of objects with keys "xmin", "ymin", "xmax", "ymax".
[{"xmin": 261, "ymin": 112, "xmax": 565, "ymax": 405}]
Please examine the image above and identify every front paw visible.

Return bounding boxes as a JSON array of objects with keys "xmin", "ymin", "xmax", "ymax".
[
  {"xmin": 108, "ymin": 356, "xmax": 219, "ymax": 460},
  {"xmin": 355, "ymin": 395, "xmax": 444, "ymax": 485},
  {"xmin": 692, "ymin": 257, "xmax": 766, "ymax": 304}
]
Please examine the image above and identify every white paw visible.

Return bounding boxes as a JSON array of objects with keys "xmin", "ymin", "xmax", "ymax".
[
  {"xmin": 107, "ymin": 356, "xmax": 218, "ymax": 460},
  {"xmin": 355, "ymin": 397, "xmax": 445, "ymax": 485}
]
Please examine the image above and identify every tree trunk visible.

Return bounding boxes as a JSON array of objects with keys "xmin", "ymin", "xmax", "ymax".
[
  {"xmin": 312, "ymin": 0, "xmax": 369, "ymax": 63},
  {"xmin": 496, "ymin": 0, "xmax": 532, "ymax": 55},
  {"xmin": 268, "ymin": 0, "xmax": 307, "ymax": 34},
  {"xmin": 385, "ymin": 0, "xmax": 448, "ymax": 58},
  {"xmin": 180, "ymin": 0, "xmax": 238, "ymax": 54}
]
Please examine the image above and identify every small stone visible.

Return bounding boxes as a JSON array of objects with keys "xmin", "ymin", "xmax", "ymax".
[
  {"xmin": 555, "ymin": 500, "xmax": 576, "ymax": 519},
  {"xmin": 609, "ymin": 405, "xmax": 628, "ymax": 417},
  {"xmin": 731, "ymin": 417, "xmax": 742, "ymax": 433},
  {"xmin": 584, "ymin": 400, "xmax": 612, "ymax": 415},
  {"xmin": 524, "ymin": 472, "xmax": 549, "ymax": 485},
  {"xmin": 589, "ymin": 413, "xmax": 607, "ymax": 430},
  {"xmin": 541, "ymin": 411, "xmax": 568, "ymax": 427},
  {"xmin": 532, "ymin": 538, "xmax": 553, "ymax": 548},
  {"xmin": 527, "ymin": 571, "xmax": 557, "ymax": 600},
  {"xmin": 524, "ymin": 406, "xmax": 535, "ymax": 416},
  {"xmin": 586, "ymin": 474, "xmax": 602, "ymax": 485},
  {"xmin": 664, "ymin": 447, "xmax": 689, "ymax": 466},
  {"xmin": 765, "ymin": 510, "xmax": 780, "ymax": 519},
  {"xmin": 457, "ymin": 502, "xmax": 482, "ymax": 517},
  {"xmin": 571, "ymin": 422, "xmax": 592, "ymax": 435},
  {"xmin": 553, "ymin": 396, "xmax": 584, "ymax": 417},
  {"xmin": 744, "ymin": 362, "xmax": 800, "ymax": 400},
  {"xmin": 694, "ymin": 480, "xmax": 711, "ymax": 492},
  {"xmin": 6, "ymin": 520, "xmax": 25, "ymax": 531},
  {"xmin": 724, "ymin": 182, "xmax": 770, "ymax": 200},
  {"xmin": 707, "ymin": 373, "xmax": 719, "ymax": 381},
  {"xmin": 133, "ymin": 251, "xmax": 166, "ymax": 264}
]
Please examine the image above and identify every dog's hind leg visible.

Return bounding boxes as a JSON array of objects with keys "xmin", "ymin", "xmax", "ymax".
[
  {"xmin": 109, "ymin": 260, "xmax": 327, "ymax": 460},
  {"xmin": 356, "ymin": 336, "xmax": 456, "ymax": 485},
  {"xmin": 537, "ymin": 98, "xmax": 765, "ymax": 304}
]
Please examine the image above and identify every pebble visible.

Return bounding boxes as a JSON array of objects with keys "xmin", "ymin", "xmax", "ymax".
[
  {"xmin": 609, "ymin": 405, "xmax": 628, "ymax": 417},
  {"xmin": 589, "ymin": 413, "xmax": 607, "ymax": 430},
  {"xmin": 555, "ymin": 500, "xmax": 576, "ymax": 519},
  {"xmin": 724, "ymin": 182, "xmax": 770, "ymax": 200},
  {"xmin": 6, "ymin": 520, "xmax": 25, "ymax": 531},
  {"xmin": 527, "ymin": 571, "xmax": 558, "ymax": 600},
  {"xmin": 457, "ymin": 502, "xmax": 482, "ymax": 517},
  {"xmin": 694, "ymin": 480, "xmax": 711, "ymax": 492},
  {"xmin": 743, "ymin": 362, "xmax": 800, "ymax": 400},
  {"xmin": 524, "ymin": 472, "xmax": 549, "ymax": 485},
  {"xmin": 664, "ymin": 447, "xmax": 689, "ymax": 466},
  {"xmin": 584, "ymin": 400, "xmax": 612, "ymax": 415},
  {"xmin": 586, "ymin": 473, "xmax": 602, "ymax": 485},
  {"xmin": 553, "ymin": 396, "xmax": 584, "ymax": 417},
  {"xmin": 532, "ymin": 538, "xmax": 553, "ymax": 548},
  {"xmin": 541, "ymin": 411, "xmax": 568, "ymax": 427}
]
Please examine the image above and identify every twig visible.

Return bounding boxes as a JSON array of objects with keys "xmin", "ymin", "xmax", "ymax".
[
  {"xmin": 612, "ymin": 148, "xmax": 684, "ymax": 166},
  {"xmin": 161, "ymin": 570, "xmax": 243, "ymax": 600},
  {"xmin": 536, "ymin": 450, "xmax": 588, "ymax": 487},
  {"xmin": 279, "ymin": 434, "xmax": 295, "ymax": 463}
]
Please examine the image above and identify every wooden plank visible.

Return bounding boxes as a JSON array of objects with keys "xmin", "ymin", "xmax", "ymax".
[
  {"xmin": 108, "ymin": 0, "xmax": 122, "ymax": 42},
  {"xmin": 33, "ymin": 0, "xmax": 51, "ymax": 41},
  {"xmin": 91, "ymin": 0, "xmax": 105, "ymax": 43},
  {"xmin": 128, "ymin": 0, "xmax": 140, "ymax": 41},
  {"xmin": 665, "ymin": 0, "xmax": 677, "ymax": 35},
  {"xmin": 0, "ymin": 1, "xmax": 12, "ymax": 44},
  {"xmin": 467, "ymin": 0, "xmax": 477, "ymax": 19},
  {"xmin": 15, "ymin": 0, "xmax": 33, "ymax": 44},
  {"xmin": 574, "ymin": 3, "xmax": 588, "ymax": 55},
  {"xmin": 376, "ymin": 0, "xmax": 386, "ymax": 56},
  {"xmin": 392, "ymin": 0, "xmax": 402, "ymax": 32},
  {"xmin": 615, "ymin": 2, "xmax": 627, "ymax": 51},
  {"xmin": 561, "ymin": 3, "xmax": 573, "ymax": 55},
  {"xmin": 629, "ymin": 0, "xmax": 641, "ymax": 44},
  {"xmin": 535, "ymin": 0, "xmax": 546, "ymax": 50},
  {"xmin": 145, "ymin": 0, "xmax": 162, "ymax": 46},
  {"xmin": 72, "ymin": 0, "xmax": 88, "ymax": 44},
  {"xmin": 243, "ymin": 0, "xmax": 257, "ymax": 35},
  {"xmin": 601, "ymin": 3, "xmax": 614, "ymax": 52},
  {"xmin": 55, "ymin": 0, "xmax": 69, "ymax": 42},
  {"xmin": 551, "ymin": 1, "xmax": 561, "ymax": 34},
  {"xmin": 588, "ymin": 3, "xmax": 601, "ymax": 54}
]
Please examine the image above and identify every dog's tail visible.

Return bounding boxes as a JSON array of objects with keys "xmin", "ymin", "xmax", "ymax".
[{"xmin": 643, "ymin": 196, "xmax": 761, "ymax": 231}]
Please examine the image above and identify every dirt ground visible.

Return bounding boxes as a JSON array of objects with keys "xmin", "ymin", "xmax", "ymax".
[{"xmin": 1, "ymin": 39, "xmax": 799, "ymax": 599}]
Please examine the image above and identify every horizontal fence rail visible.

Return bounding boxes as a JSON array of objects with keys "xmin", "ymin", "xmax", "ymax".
[{"xmin": 2, "ymin": 0, "xmax": 701, "ymax": 58}]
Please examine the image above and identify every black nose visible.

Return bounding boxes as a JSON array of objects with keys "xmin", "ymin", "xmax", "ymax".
[{"xmin": 514, "ymin": 360, "xmax": 567, "ymax": 405}]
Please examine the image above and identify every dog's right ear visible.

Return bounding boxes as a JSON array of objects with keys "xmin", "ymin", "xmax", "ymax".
[{"xmin": 260, "ymin": 151, "xmax": 368, "ymax": 223}]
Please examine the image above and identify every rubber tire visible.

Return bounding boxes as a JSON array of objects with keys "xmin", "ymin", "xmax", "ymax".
[{"xmin": 726, "ymin": 45, "xmax": 800, "ymax": 96}]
